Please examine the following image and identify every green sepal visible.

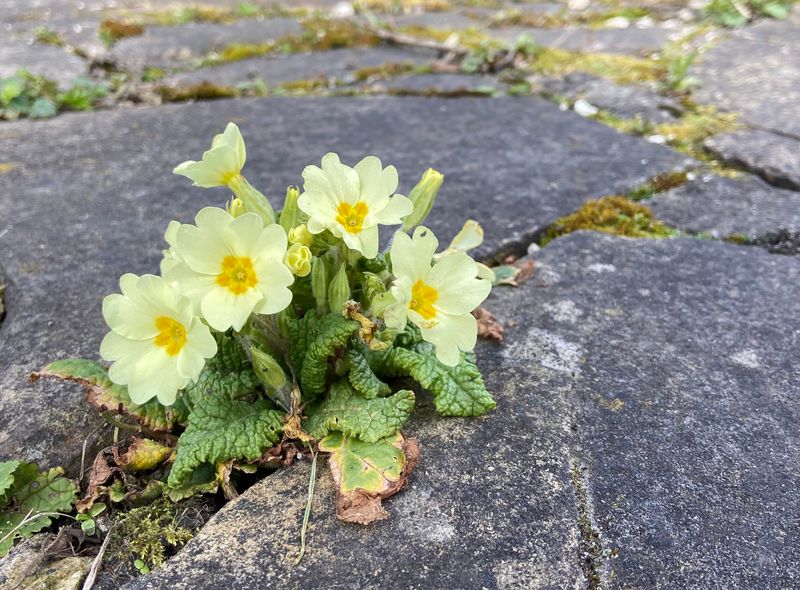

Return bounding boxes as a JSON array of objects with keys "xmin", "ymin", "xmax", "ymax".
[{"xmin": 303, "ymin": 380, "xmax": 414, "ymax": 443}]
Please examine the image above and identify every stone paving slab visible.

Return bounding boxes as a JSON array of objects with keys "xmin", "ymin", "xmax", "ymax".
[
  {"xmin": 693, "ymin": 9, "xmax": 800, "ymax": 136},
  {"xmin": 704, "ymin": 129, "xmax": 800, "ymax": 191},
  {"xmin": 648, "ymin": 173, "xmax": 800, "ymax": 239},
  {"xmin": 490, "ymin": 25, "xmax": 675, "ymax": 55},
  {"xmin": 126, "ymin": 232, "xmax": 800, "ymax": 589},
  {"xmin": 0, "ymin": 96, "xmax": 688, "ymax": 470},
  {"xmin": 160, "ymin": 47, "xmax": 436, "ymax": 90},
  {"xmin": 0, "ymin": 40, "xmax": 88, "ymax": 87},
  {"xmin": 372, "ymin": 72, "xmax": 504, "ymax": 95},
  {"xmin": 111, "ymin": 18, "xmax": 303, "ymax": 71}
]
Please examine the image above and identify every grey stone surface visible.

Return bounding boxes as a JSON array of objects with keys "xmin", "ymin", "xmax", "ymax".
[
  {"xmin": 0, "ymin": 96, "xmax": 687, "ymax": 472},
  {"xmin": 532, "ymin": 72, "xmax": 683, "ymax": 121},
  {"xmin": 648, "ymin": 173, "xmax": 800, "ymax": 239},
  {"xmin": 126, "ymin": 232, "xmax": 800, "ymax": 589},
  {"xmin": 111, "ymin": 18, "xmax": 303, "ymax": 70},
  {"xmin": 0, "ymin": 40, "xmax": 88, "ymax": 87},
  {"xmin": 693, "ymin": 9, "xmax": 800, "ymax": 136},
  {"xmin": 490, "ymin": 24, "xmax": 675, "ymax": 55},
  {"xmin": 704, "ymin": 129, "xmax": 800, "ymax": 191},
  {"xmin": 374, "ymin": 72, "xmax": 503, "ymax": 95},
  {"xmin": 161, "ymin": 47, "xmax": 435, "ymax": 89}
]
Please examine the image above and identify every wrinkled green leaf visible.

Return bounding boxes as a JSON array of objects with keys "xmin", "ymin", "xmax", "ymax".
[
  {"xmin": 182, "ymin": 332, "xmax": 261, "ymax": 402},
  {"xmin": 303, "ymin": 380, "xmax": 414, "ymax": 443},
  {"xmin": 168, "ymin": 394, "xmax": 283, "ymax": 487},
  {"xmin": 34, "ymin": 359, "xmax": 182, "ymax": 431},
  {"xmin": 285, "ymin": 312, "xmax": 360, "ymax": 396},
  {"xmin": 346, "ymin": 346, "xmax": 391, "ymax": 399},
  {"xmin": 319, "ymin": 431, "xmax": 406, "ymax": 494},
  {"xmin": 0, "ymin": 460, "xmax": 20, "ymax": 502},
  {"xmin": 381, "ymin": 343, "xmax": 496, "ymax": 417},
  {"xmin": 166, "ymin": 465, "xmax": 217, "ymax": 502}
]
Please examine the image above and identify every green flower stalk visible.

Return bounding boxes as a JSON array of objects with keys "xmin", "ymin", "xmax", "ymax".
[{"xmin": 402, "ymin": 168, "xmax": 443, "ymax": 231}]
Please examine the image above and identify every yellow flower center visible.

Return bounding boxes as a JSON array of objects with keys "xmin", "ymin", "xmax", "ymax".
[
  {"xmin": 409, "ymin": 280, "xmax": 438, "ymax": 320},
  {"xmin": 153, "ymin": 316, "xmax": 187, "ymax": 356},
  {"xmin": 216, "ymin": 255, "xmax": 258, "ymax": 295},
  {"xmin": 336, "ymin": 201, "xmax": 369, "ymax": 234}
]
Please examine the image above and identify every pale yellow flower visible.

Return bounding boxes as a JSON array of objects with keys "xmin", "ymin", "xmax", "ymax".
[
  {"xmin": 436, "ymin": 220, "xmax": 495, "ymax": 282},
  {"xmin": 164, "ymin": 207, "xmax": 294, "ymax": 332},
  {"xmin": 173, "ymin": 122, "xmax": 246, "ymax": 188},
  {"xmin": 100, "ymin": 274, "xmax": 217, "ymax": 406},
  {"xmin": 387, "ymin": 226, "xmax": 491, "ymax": 366},
  {"xmin": 298, "ymin": 153, "xmax": 413, "ymax": 258}
]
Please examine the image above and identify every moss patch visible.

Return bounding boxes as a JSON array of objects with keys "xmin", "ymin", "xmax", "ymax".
[
  {"xmin": 489, "ymin": 6, "xmax": 651, "ymax": 29},
  {"xmin": 99, "ymin": 19, "xmax": 145, "ymax": 45},
  {"xmin": 529, "ymin": 48, "xmax": 664, "ymax": 84},
  {"xmin": 354, "ymin": 0, "xmax": 453, "ymax": 13},
  {"xmin": 542, "ymin": 196, "xmax": 676, "ymax": 245},
  {"xmin": 158, "ymin": 81, "xmax": 239, "ymax": 102},
  {"xmin": 627, "ymin": 171, "xmax": 689, "ymax": 201},
  {"xmin": 654, "ymin": 106, "xmax": 739, "ymax": 158}
]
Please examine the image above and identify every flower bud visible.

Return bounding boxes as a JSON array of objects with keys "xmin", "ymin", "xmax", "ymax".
[
  {"xmin": 279, "ymin": 186, "xmax": 300, "ymax": 233},
  {"xmin": 288, "ymin": 223, "xmax": 314, "ymax": 247},
  {"xmin": 250, "ymin": 346, "xmax": 287, "ymax": 391},
  {"xmin": 228, "ymin": 174, "xmax": 276, "ymax": 225},
  {"xmin": 227, "ymin": 197, "xmax": 247, "ymax": 218},
  {"xmin": 311, "ymin": 256, "xmax": 328, "ymax": 313},
  {"xmin": 285, "ymin": 243, "xmax": 312, "ymax": 277},
  {"xmin": 402, "ymin": 168, "xmax": 443, "ymax": 231},
  {"xmin": 328, "ymin": 262, "xmax": 351, "ymax": 314}
]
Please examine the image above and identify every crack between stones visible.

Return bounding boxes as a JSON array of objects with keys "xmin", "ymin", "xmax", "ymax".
[{"xmin": 569, "ymin": 454, "xmax": 605, "ymax": 589}]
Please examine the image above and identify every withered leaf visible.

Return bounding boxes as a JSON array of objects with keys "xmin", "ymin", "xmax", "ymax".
[{"xmin": 473, "ymin": 307, "xmax": 504, "ymax": 343}]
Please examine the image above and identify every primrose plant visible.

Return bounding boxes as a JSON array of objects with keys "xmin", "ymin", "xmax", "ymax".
[{"xmin": 42, "ymin": 123, "xmax": 497, "ymax": 525}]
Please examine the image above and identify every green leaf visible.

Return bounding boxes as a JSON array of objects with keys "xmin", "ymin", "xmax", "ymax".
[
  {"xmin": 346, "ymin": 345, "xmax": 391, "ymax": 399},
  {"xmin": 0, "ymin": 463, "xmax": 77, "ymax": 556},
  {"xmin": 166, "ymin": 464, "xmax": 217, "ymax": 502},
  {"xmin": 319, "ymin": 431, "xmax": 406, "ymax": 494},
  {"xmin": 761, "ymin": 2, "xmax": 789, "ymax": 18},
  {"xmin": 0, "ymin": 77, "xmax": 24, "ymax": 106},
  {"xmin": 0, "ymin": 460, "xmax": 20, "ymax": 502},
  {"xmin": 303, "ymin": 380, "xmax": 414, "ymax": 443},
  {"xmin": 168, "ymin": 395, "xmax": 283, "ymax": 487},
  {"xmin": 116, "ymin": 438, "xmax": 173, "ymax": 472},
  {"xmin": 381, "ymin": 343, "xmax": 496, "ymax": 417},
  {"xmin": 285, "ymin": 312, "xmax": 360, "ymax": 396},
  {"xmin": 28, "ymin": 97, "xmax": 57, "ymax": 118},
  {"xmin": 34, "ymin": 359, "xmax": 182, "ymax": 431},
  {"xmin": 181, "ymin": 332, "xmax": 261, "ymax": 402}
]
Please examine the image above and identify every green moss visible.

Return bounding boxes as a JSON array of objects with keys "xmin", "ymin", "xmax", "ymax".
[
  {"xmin": 99, "ymin": 19, "xmax": 145, "ymax": 46},
  {"xmin": 33, "ymin": 27, "xmax": 64, "ymax": 46},
  {"xmin": 627, "ymin": 171, "xmax": 689, "ymax": 201},
  {"xmin": 591, "ymin": 110, "xmax": 654, "ymax": 136},
  {"xmin": 490, "ymin": 6, "xmax": 651, "ymax": 29},
  {"xmin": 352, "ymin": 62, "xmax": 418, "ymax": 82},
  {"xmin": 158, "ymin": 81, "xmax": 239, "ymax": 102},
  {"xmin": 110, "ymin": 498, "xmax": 194, "ymax": 570},
  {"xmin": 542, "ymin": 196, "xmax": 676, "ymax": 245},
  {"xmin": 529, "ymin": 47, "xmax": 664, "ymax": 84},
  {"xmin": 654, "ymin": 106, "xmax": 739, "ymax": 158},
  {"xmin": 102, "ymin": 4, "xmax": 308, "ymax": 29},
  {"xmin": 209, "ymin": 18, "xmax": 381, "ymax": 65},
  {"xmin": 353, "ymin": 0, "xmax": 453, "ymax": 13}
]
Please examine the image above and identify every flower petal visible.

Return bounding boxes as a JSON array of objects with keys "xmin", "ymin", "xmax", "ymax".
[{"xmin": 428, "ymin": 253, "xmax": 491, "ymax": 315}]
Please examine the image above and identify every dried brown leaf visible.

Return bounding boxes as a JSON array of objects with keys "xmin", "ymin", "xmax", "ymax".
[{"xmin": 473, "ymin": 307, "xmax": 504, "ymax": 343}]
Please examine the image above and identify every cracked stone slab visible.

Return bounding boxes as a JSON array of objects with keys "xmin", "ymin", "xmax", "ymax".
[
  {"xmin": 704, "ymin": 129, "xmax": 800, "ymax": 191},
  {"xmin": 692, "ymin": 8, "xmax": 800, "ymax": 136},
  {"xmin": 160, "ymin": 47, "xmax": 436, "ymax": 90},
  {"xmin": 514, "ymin": 232, "xmax": 799, "ymax": 588},
  {"xmin": 0, "ymin": 96, "xmax": 685, "ymax": 471},
  {"xmin": 127, "ymin": 232, "xmax": 800, "ymax": 589},
  {"xmin": 0, "ymin": 40, "xmax": 88, "ymax": 87},
  {"xmin": 531, "ymin": 72, "xmax": 683, "ymax": 122},
  {"xmin": 647, "ymin": 172, "xmax": 800, "ymax": 239},
  {"xmin": 111, "ymin": 18, "xmax": 303, "ymax": 71}
]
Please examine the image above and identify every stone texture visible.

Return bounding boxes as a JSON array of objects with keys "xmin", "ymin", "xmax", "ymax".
[
  {"xmin": 693, "ymin": 9, "xmax": 800, "ymax": 136},
  {"xmin": 161, "ymin": 47, "xmax": 435, "ymax": 90},
  {"xmin": 532, "ymin": 72, "xmax": 683, "ymax": 121},
  {"xmin": 111, "ymin": 18, "xmax": 303, "ymax": 70},
  {"xmin": 0, "ymin": 96, "xmax": 687, "ymax": 472},
  {"xmin": 0, "ymin": 41, "xmax": 88, "ymax": 87},
  {"xmin": 490, "ymin": 25, "xmax": 675, "ymax": 55},
  {"xmin": 374, "ymin": 72, "xmax": 503, "ymax": 95},
  {"xmin": 648, "ymin": 172, "xmax": 800, "ymax": 239},
  {"xmin": 127, "ymin": 232, "xmax": 800, "ymax": 589},
  {"xmin": 704, "ymin": 129, "xmax": 800, "ymax": 191}
]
